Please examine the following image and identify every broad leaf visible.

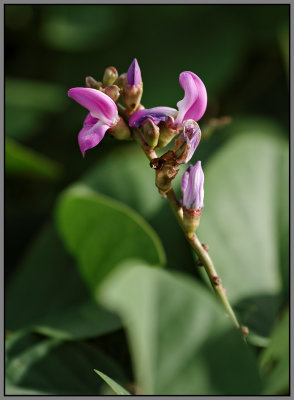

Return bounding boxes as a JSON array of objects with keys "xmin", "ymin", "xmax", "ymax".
[
  {"xmin": 197, "ymin": 124, "xmax": 289, "ymax": 339},
  {"xmin": 6, "ymin": 223, "xmax": 121, "ymax": 340},
  {"xmin": 6, "ymin": 183, "xmax": 165, "ymax": 340},
  {"xmin": 99, "ymin": 262, "xmax": 262, "ymax": 395},
  {"xmin": 55, "ymin": 184, "xmax": 165, "ymax": 293},
  {"xmin": 82, "ymin": 145, "xmax": 196, "ymax": 275}
]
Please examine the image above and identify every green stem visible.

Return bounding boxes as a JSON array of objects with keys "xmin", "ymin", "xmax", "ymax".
[
  {"xmin": 165, "ymin": 188, "xmax": 239, "ymax": 328},
  {"xmin": 132, "ymin": 126, "xmax": 241, "ymax": 329},
  {"xmin": 189, "ymin": 234, "xmax": 240, "ymax": 328}
]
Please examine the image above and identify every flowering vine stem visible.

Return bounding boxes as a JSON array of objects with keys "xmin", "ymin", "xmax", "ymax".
[
  {"xmin": 68, "ymin": 59, "xmax": 247, "ymax": 341},
  {"xmin": 127, "ymin": 118, "xmax": 243, "ymax": 336}
]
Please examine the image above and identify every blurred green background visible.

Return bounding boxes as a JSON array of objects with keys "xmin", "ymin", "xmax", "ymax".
[{"xmin": 5, "ymin": 4, "xmax": 289, "ymax": 395}]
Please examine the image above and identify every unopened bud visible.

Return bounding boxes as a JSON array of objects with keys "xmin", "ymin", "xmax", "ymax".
[
  {"xmin": 123, "ymin": 84, "xmax": 143, "ymax": 113},
  {"xmin": 181, "ymin": 161, "xmax": 204, "ymax": 236},
  {"xmin": 142, "ymin": 118, "xmax": 159, "ymax": 148},
  {"xmin": 108, "ymin": 116, "xmax": 132, "ymax": 141},
  {"xmin": 116, "ymin": 73, "xmax": 127, "ymax": 90},
  {"xmin": 85, "ymin": 76, "xmax": 102, "ymax": 90},
  {"xmin": 127, "ymin": 59, "xmax": 141, "ymax": 87},
  {"xmin": 103, "ymin": 66, "xmax": 118, "ymax": 86},
  {"xmin": 123, "ymin": 59, "xmax": 143, "ymax": 113},
  {"xmin": 156, "ymin": 118, "xmax": 179, "ymax": 149},
  {"xmin": 104, "ymin": 85, "xmax": 120, "ymax": 103}
]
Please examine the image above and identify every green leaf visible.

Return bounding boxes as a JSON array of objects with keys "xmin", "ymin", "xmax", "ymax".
[
  {"xmin": 259, "ymin": 308, "xmax": 289, "ymax": 395},
  {"xmin": 6, "ymin": 223, "xmax": 121, "ymax": 340},
  {"xmin": 5, "ymin": 138, "xmax": 62, "ymax": 180},
  {"xmin": 7, "ymin": 183, "xmax": 165, "ymax": 340},
  {"xmin": 197, "ymin": 122, "xmax": 289, "ymax": 339},
  {"xmin": 99, "ymin": 262, "xmax": 262, "ymax": 395},
  {"xmin": 55, "ymin": 184, "xmax": 166, "ymax": 293},
  {"xmin": 82, "ymin": 145, "xmax": 163, "ymax": 218},
  {"xmin": 5, "ymin": 332, "xmax": 126, "ymax": 395},
  {"xmin": 82, "ymin": 145, "xmax": 196, "ymax": 275},
  {"xmin": 94, "ymin": 369, "xmax": 130, "ymax": 395}
]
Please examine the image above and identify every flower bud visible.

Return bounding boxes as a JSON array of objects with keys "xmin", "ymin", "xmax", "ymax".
[
  {"xmin": 142, "ymin": 118, "xmax": 160, "ymax": 148},
  {"xmin": 108, "ymin": 116, "xmax": 132, "ymax": 141},
  {"xmin": 104, "ymin": 85, "xmax": 120, "ymax": 103},
  {"xmin": 181, "ymin": 161, "xmax": 204, "ymax": 236},
  {"xmin": 123, "ymin": 59, "xmax": 143, "ymax": 113},
  {"xmin": 103, "ymin": 66, "xmax": 118, "ymax": 86},
  {"xmin": 85, "ymin": 76, "xmax": 102, "ymax": 90},
  {"xmin": 123, "ymin": 85, "xmax": 143, "ymax": 113},
  {"xmin": 156, "ymin": 117, "xmax": 179, "ymax": 149},
  {"xmin": 116, "ymin": 73, "xmax": 127, "ymax": 90},
  {"xmin": 127, "ymin": 58, "xmax": 141, "ymax": 87}
]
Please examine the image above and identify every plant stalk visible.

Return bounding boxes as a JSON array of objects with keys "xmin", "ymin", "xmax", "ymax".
[{"xmin": 130, "ymin": 123, "xmax": 241, "ymax": 330}]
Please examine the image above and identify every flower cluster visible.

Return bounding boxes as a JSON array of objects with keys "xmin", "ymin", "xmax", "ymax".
[{"xmin": 68, "ymin": 59, "xmax": 206, "ymax": 232}]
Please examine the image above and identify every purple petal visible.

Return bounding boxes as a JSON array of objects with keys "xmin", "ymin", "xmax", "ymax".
[
  {"xmin": 127, "ymin": 58, "xmax": 142, "ymax": 87},
  {"xmin": 68, "ymin": 87, "xmax": 118, "ymax": 126},
  {"xmin": 129, "ymin": 107, "xmax": 177, "ymax": 127},
  {"xmin": 183, "ymin": 161, "xmax": 204, "ymax": 210},
  {"xmin": 180, "ymin": 120, "xmax": 201, "ymax": 164},
  {"xmin": 181, "ymin": 165, "xmax": 192, "ymax": 197},
  {"xmin": 78, "ymin": 113, "xmax": 109, "ymax": 157},
  {"xmin": 175, "ymin": 71, "xmax": 207, "ymax": 125}
]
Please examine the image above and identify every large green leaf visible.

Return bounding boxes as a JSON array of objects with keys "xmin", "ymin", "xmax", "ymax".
[
  {"xmin": 99, "ymin": 262, "xmax": 262, "ymax": 395},
  {"xmin": 55, "ymin": 184, "xmax": 165, "ymax": 293},
  {"xmin": 81, "ymin": 145, "xmax": 196, "ymax": 275},
  {"xmin": 6, "ymin": 182, "xmax": 165, "ymax": 340},
  {"xmin": 5, "ymin": 332, "xmax": 126, "ymax": 395},
  {"xmin": 6, "ymin": 223, "xmax": 121, "ymax": 339},
  {"xmin": 259, "ymin": 308, "xmax": 289, "ymax": 395},
  {"xmin": 5, "ymin": 138, "xmax": 62, "ymax": 180},
  {"xmin": 197, "ymin": 124, "xmax": 289, "ymax": 339}
]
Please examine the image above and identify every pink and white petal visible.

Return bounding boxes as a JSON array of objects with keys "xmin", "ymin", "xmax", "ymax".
[
  {"xmin": 82, "ymin": 112, "xmax": 99, "ymax": 128},
  {"xmin": 68, "ymin": 87, "xmax": 118, "ymax": 126},
  {"xmin": 129, "ymin": 107, "xmax": 177, "ymax": 127},
  {"xmin": 175, "ymin": 72, "xmax": 207, "ymax": 124},
  {"xmin": 181, "ymin": 165, "xmax": 191, "ymax": 198},
  {"xmin": 78, "ymin": 121, "xmax": 109, "ymax": 157}
]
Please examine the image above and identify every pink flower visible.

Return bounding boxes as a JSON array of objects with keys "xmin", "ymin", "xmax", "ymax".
[
  {"xmin": 68, "ymin": 87, "xmax": 119, "ymax": 157},
  {"xmin": 129, "ymin": 71, "xmax": 207, "ymax": 128}
]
